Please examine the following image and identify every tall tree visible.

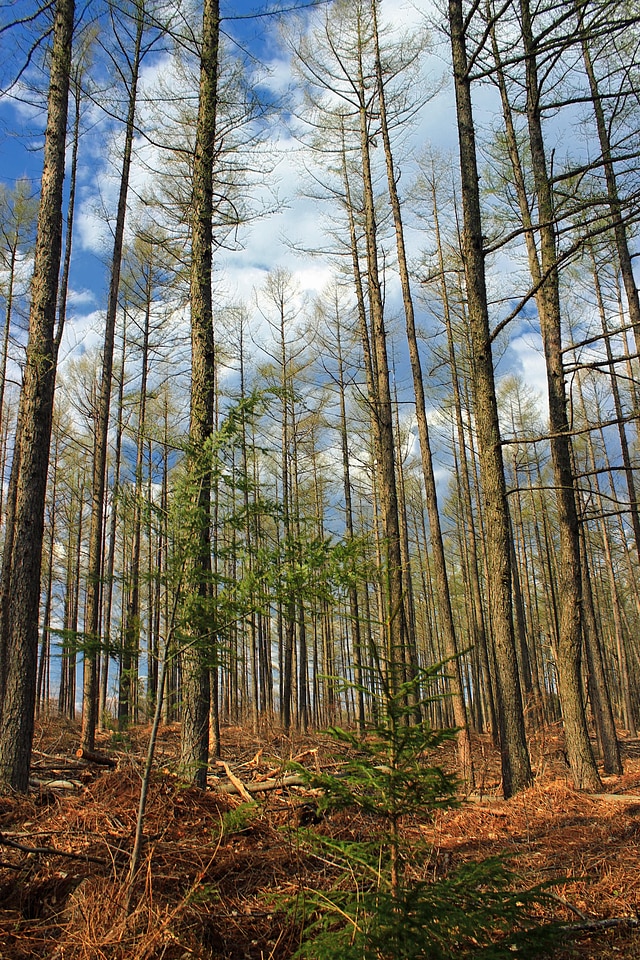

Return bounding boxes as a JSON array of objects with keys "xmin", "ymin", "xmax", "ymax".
[
  {"xmin": 514, "ymin": 0, "xmax": 601, "ymax": 790},
  {"xmin": 370, "ymin": 0, "xmax": 473, "ymax": 783},
  {"xmin": 576, "ymin": 0, "xmax": 640, "ymax": 355},
  {"xmin": 0, "ymin": 0, "xmax": 75, "ymax": 792},
  {"xmin": 179, "ymin": 0, "xmax": 219, "ymax": 787},
  {"xmin": 0, "ymin": 182, "xmax": 38, "ymax": 447},
  {"xmin": 447, "ymin": 0, "xmax": 532, "ymax": 797},
  {"xmin": 81, "ymin": 0, "xmax": 156, "ymax": 751}
]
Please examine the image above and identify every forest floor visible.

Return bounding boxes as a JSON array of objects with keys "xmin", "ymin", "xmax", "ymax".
[{"xmin": 0, "ymin": 716, "xmax": 639, "ymax": 959}]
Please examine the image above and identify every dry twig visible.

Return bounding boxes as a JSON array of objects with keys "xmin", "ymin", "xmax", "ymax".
[{"xmin": 0, "ymin": 831, "xmax": 106, "ymax": 865}]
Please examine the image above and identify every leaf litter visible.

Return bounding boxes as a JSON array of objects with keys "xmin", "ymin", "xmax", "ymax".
[{"xmin": 0, "ymin": 717, "xmax": 638, "ymax": 959}]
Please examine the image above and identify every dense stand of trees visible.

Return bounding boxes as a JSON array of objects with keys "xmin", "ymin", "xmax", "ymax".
[{"xmin": 0, "ymin": 0, "xmax": 639, "ymax": 797}]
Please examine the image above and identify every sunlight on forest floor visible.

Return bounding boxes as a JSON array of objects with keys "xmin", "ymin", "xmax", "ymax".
[{"xmin": 0, "ymin": 717, "xmax": 639, "ymax": 958}]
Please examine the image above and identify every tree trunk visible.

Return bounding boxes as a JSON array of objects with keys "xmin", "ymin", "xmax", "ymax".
[
  {"xmin": 99, "ymin": 322, "xmax": 127, "ymax": 725},
  {"xmin": 334, "ymin": 302, "xmax": 366, "ymax": 731},
  {"xmin": 519, "ymin": 0, "xmax": 601, "ymax": 790},
  {"xmin": 0, "ymin": 0, "xmax": 74, "ymax": 793},
  {"xmin": 578, "ymin": 526, "xmax": 622, "ymax": 774},
  {"xmin": 577, "ymin": 4, "xmax": 640, "ymax": 357},
  {"xmin": 355, "ymin": 32, "xmax": 406, "ymax": 693},
  {"xmin": 430, "ymin": 177, "xmax": 498, "ymax": 742},
  {"xmin": 372, "ymin": 0, "xmax": 472, "ymax": 779},
  {"xmin": 179, "ymin": 0, "xmax": 220, "ymax": 787},
  {"xmin": 81, "ymin": 1, "xmax": 145, "ymax": 751},
  {"xmin": 119, "ymin": 267, "xmax": 152, "ymax": 728},
  {"xmin": 448, "ymin": 0, "xmax": 531, "ymax": 797}
]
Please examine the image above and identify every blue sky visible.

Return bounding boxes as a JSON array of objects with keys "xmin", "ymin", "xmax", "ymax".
[{"xmin": 0, "ymin": 0, "xmax": 562, "ymax": 427}]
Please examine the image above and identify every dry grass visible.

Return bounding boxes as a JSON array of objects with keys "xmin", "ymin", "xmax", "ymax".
[{"xmin": 0, "ymin": 718, "xmax": 638, "ymax": 958}]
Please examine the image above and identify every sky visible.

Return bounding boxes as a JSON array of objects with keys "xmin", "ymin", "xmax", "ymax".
[
  {"xmin": 3, "ymin": 0, "xmax": 633, "ymax": 703},
  {"xmin": 0, "ymin": 0, "xmax": 557, "ymax": 446}
]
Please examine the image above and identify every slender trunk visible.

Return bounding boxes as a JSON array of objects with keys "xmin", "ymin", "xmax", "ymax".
[
  {"xmin": 448, "ymin": 0, "xmax": 531, "ymax": 797},
  {"xmin": 519, "ymin": 0, "xmax": 600, "ymax": 790},
  {"xmin": 584, "ymin": 384, "xmax": 638, "ymax": 739},
  {"xmin": 82, "ymin": 2, "xmax": 145, "ymax": 751},
  {"xmin": 355, "ymin": 25, "xmax": 405, "ymax": 690},
  {"xmin": 591, "ymin": 255, "xmax": 640, "ymax": 572},
  {"xmin": 578, "ymin": 7, "xmax": 640, "ymax": 355},
  {"xmin": 393, "ymin": 386, "xmax": 422, "ymax": 721},
  {"xmin": 0, "ymin": 246, "xmax": 17, "ymax": 452},
  {"xmin": 373, "ymin": 2, "xmax": 472, "ymax": 775},
  {"xmin": 340, "ymin": 125, "xmax": 384, "ymax": 702},
  {"xmin": 119, "ymin": 272, "xmax": 151, "ymax": 728},
  {"xmin": 54, "ymin": 61, "xmax": 81, "ymax": 353},
  {"xmin": 99, "ymin": 324, "xmax": 127, "ymax": 725},
  {"xmin": 0, "ymin": 0, "xmax": 74, "ymax": 792},
  {"xmin": 335, "ymin": 307, "xmax": 366, "ymax": 731},
  {"xmin": 179, "ymin": 0, "xmax": 219, "ymax": 786},
  {"xmin": 578, "ymin": 525, "xmax": 622, "ymax": 773},
  {"xmin": 432, "ymin": 182, "xmax": 498, "ymax": 742},
  {"xmin": 37, "ymin": 454, "xmax": 57, "ymax": 715},
  {"xmin": 0, "ymin": 247, "xmax": 18, "ymax": 705}
]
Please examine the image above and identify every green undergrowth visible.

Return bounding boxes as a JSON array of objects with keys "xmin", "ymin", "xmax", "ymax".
[{"xmin": 280, "ymin": 664, "xmax": 560, "ymax": 959}]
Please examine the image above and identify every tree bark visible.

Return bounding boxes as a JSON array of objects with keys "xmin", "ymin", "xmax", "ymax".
[
  {"xmin": 430, "ymin": 176, "xmax": 498, "ymax": 742},
  {"xmin": 577, "ymin": 4, "xmax": 640, "ymax": 357},
  {"xmin": 518, "ymin": 0, "xmax": 601, "ymax": 790},
  {"xmin": 355, "ymin": 22, "xmax": 406, "ymax": 692},
  {"xmin": 448, "ymin": 0, "xmax": 532, "ymax": 797},
  {"xmin": 371, "ymin": 0, "xmax": 473, "ymax": 781},
  {"xmin": 81, "ymin": 1, "xmax": 145, "ymax": 751},
  {"xmin": 119, "ymin": 262, "xmax": 152, "ymax": 728},
  {"xmin": 179, "ymin": 0, "xmax": 220, "ymax": 788},
  {"xmin": 0, "ymin": 0, "xmax": 74, "ymax": 793}
]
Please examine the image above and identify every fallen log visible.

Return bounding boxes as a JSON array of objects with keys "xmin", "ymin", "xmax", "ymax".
[
  {"xmin": 212, "ymin": 773, "xmax": 308, "ymax": 795},
  {"xmin": 591, "ymin": 793, "xmax": 640, "ymax": 802},
  {"xmin": 30, "ymin": 778, "xmax": 80, "ymax": 791},
  {"xmin": 216, "ymin": 761, "xmax": 253, "ymax": 802},
  {"xmin": 562, "ymin": 916, "xmax": 639, "ymax": 934},
  {"xmin": 75, "ymin": 747, "xmax": 116, "ymax": 767}
]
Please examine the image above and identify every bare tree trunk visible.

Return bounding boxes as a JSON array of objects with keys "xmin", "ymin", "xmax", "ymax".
[
  {"xmin": 579, "ymin": 377, "xmax": 638, "ymax": 740},
  {"xmin": 81, "ymin": 1, "xmax": 145, "ymax": 751},
  {"xmin": 339, "ymin": 123, "xmax": 388, "ymax": 693},
  {"xmin": 371, "ymin": 0, "xmax": 472, "ymax": 779},
  {"xmin": 179, "ymin": 0, "xmax": 219, "ymax": 787},
  {"xmin": 518, "ymin": 0, "xmax": 600, "ymax": 790},
  {"xmin": 577, "ymin": 4, "xmax": 640, "ymax": 355},
  {"xmin": 334, "ymin": 302, "xmax": 366, "ymax": 731},
  {"xmin": 119, "ymin": 268, "xmax": 152, "ymax": 728},
  {"xmin": 0, "ymin": 249, "xmax": 18, "ymax": 453},
  {"xmin": 37, "ymin": 448, "xmax": 58, "ymax": 715},
  {"xmin": 578, "ymin": 525, "xmax": 622, "ymax": 774},
  {"xmin": 54, "ymin": 54, "xmax": 82, "ymax": 353},
  {"xmin": 99, "ymin": 322, "xmax": 127, "ymax": 725},
  {"xmin": 0, "ymin": 0, "xmax": 74, "ymax": 792},
  {"xmin": 430, "ymin": 179, "xmax": 498, "ymax": 742},
  {"xmin": 591, "ymin": 254, "xmax": 640, "ymax": 574},
  {"xmin": 448, "ymin": 0, "xmax": 531, "ymax": 797},
  {"xmin": 355, "ymin": 32, "xmax": 406, "ymax": 693}
]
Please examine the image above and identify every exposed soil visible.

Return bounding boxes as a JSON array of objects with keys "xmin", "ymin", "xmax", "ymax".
[{"xmin": 0, "ymin": 718, "xmax": 638, "ymax": 959}]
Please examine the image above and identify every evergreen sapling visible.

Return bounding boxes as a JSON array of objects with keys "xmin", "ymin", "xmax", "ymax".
[{"xmin": 286, "ymin": 664, "xmax": 558, "ymax": 959}]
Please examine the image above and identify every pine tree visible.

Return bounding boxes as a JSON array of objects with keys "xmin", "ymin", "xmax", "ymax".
[{"xmin": 288, "ymin": 664, "xmax": 557, "ymax": 959}]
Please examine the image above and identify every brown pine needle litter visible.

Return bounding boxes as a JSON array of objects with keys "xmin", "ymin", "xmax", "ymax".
[{"xmin": 0, "ymin": 718, "xmax": 638, "ymax": 959}]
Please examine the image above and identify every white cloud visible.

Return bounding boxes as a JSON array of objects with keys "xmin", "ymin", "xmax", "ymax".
[
  {"xmin": 67, "ymin": 286, "xmax": 98, "ymax": 308},
  {"xmin": 57, "ymin": 308, "xmax": 106, "ymax": 365},
  {"xmin": 509, "ymin": 333, "xmax": 548, "ymax": 415}
]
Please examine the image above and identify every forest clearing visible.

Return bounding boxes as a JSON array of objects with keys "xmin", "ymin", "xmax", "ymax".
[{"xmin": 0, "ymin": 716, "xmax": 639, "ymax": 959}]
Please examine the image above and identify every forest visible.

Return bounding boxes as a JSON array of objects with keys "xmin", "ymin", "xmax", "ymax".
[
  {"xmin": 0, "ymin": 0, "xmax": 639, "ymax": 954},
  {"xmin": 0, "ymin": 0, "xmax": 640, "ymax": 796}
]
